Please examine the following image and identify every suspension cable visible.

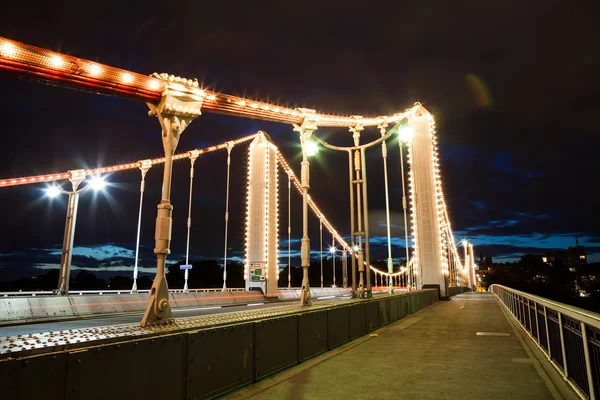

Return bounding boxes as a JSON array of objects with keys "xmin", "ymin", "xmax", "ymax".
[
  {"xmin": 0, "ymin": 134, "xmax": 259, "ymax": 188},
  {"xmin": 287, "ymin": 171, "xmax": 292, "ymax": 289},
  {"xmin": 222, "ymin": 142, "xmax": 234, "ymax": 289},
  {"xmin": 320, "ymin": 217, "xmax": 323, "ymax": 288},
  {"xmin": 183, "ymin": 151, "xmax": 200, "ymax": 292}
]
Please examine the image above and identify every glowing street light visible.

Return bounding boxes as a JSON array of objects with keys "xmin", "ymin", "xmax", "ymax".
[
  {"xmin": 88, "ymin": 176, "xmax": 106, "ymax": 191},
  {"xmin": 45, "ymin": 185, "xmax": 61, "ymax": 198},
  {"xmin": 305, "ymin": 140, "xmax": 318, "ymax": 157},
  {"xmin": 48, "ymin": 171, "xmax": 108, "ymax": 295},
  {"xmin": 399, "ymin": 126, "xmax": 414, "ymax": 143},
  {"xmin": 330, "ymin": 243, "xmax": 336, "ymax": 287}
]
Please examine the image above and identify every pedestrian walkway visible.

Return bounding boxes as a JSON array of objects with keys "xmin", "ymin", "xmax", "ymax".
[{"xmin": 226, "ymin": 292, "xmax": 575, "ymax": 400}]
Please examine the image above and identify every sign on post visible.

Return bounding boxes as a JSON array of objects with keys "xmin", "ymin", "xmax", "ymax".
[
  {"xmin": 180, "ymin": 264, "xmax": 192, "ymax": 270},
  {"xmin": 249, "ymin": 262, "xmax": 266, "ymax": 282}
]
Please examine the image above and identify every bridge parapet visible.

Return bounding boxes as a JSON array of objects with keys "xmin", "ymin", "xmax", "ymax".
[
  {"xmin": 0, "ymin": 290, "xmax": 438, "ymax": 399},
  {"xmin": 489, "ymin": 284, "xmax": 600, "ymax": 399}
]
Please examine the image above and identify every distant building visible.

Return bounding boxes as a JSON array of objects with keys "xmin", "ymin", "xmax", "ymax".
[
  {"xmin": 520, "ymin": 254, "xmax": 544, "ymax": 265},
  {"xmin": 543, "ymin": 244, "xmax": 587, "ymax": 272},
  {"xmin": 478, "ymin": 254, "xmax": 494, "ymax": 272}
]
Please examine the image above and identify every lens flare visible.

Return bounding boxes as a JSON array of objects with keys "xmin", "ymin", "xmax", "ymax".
[{"xmin": 465, "ymin": 73, "xmax": 492, "ymax": 108}]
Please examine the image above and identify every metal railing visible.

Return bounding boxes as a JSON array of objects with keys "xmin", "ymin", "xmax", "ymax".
[
  {"xmin": 489, "ymin": 284, "xmax": 600, "ymax": 399},
  {"xmin": 0, "ymin": 288, "xmax": 246, "ymax": 297}
]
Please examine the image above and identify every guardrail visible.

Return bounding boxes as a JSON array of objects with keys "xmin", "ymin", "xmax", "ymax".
[
  {"xmin": 0, "ymin": 288, "xmax": 246, "ymax": 297},
  {"xmin": 489, "ymin": 284, "xmax": 600, "ymax": 399}
]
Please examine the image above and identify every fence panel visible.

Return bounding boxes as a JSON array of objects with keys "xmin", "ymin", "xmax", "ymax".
[
  {"xmin": 0, "ymin": 352, "xmax": 68, "ymax": 400},
  {"xmin": 65, "ymin": 334, "xmax": 186, "ymax": 400},
  {"xmin": 254, "ymin": 316, "xmax": 298, "ymax": 380},
  {"xmin": 187, "ymin": 323, "xmax": 254, "ymax": 400},
  {"xmin": 297, "ymin": 310, "xmax": 328, "ymax": 360}
]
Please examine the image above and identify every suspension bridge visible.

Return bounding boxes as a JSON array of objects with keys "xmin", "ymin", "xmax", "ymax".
[{"xmin": 0, "ymin": 36, "xmax": 597, "ymax": 400}]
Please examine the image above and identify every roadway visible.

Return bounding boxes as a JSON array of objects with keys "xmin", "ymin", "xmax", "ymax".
[{"xmin": 0, "ymin": 292, "xmax": 357, "ymax": 338}]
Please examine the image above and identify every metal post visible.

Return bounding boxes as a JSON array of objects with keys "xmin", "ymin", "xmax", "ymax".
[
  {"xmin": 184, "ymin": 150, "xmax": 200, "ymax": 293},
  {"xmin": 379, "ymin": 125, "xmax": 394, "ymax": 294},
  {"xmin": 361, "ymin": 147, "xmax": 372, "ymax": 298},
  {"xmin": 354, "ymin": 147, "xmax": 364, "ymax": 296},
  {"xmin": 320, "ymin": 217, "xmax": 323, "ymax": 288},
  {"xmin": 544, "ymin": 306, "xmax": 551, "ymax": 359},
  {"xmin": 348, "ymin": 151, "xmax": 357, "ymax": 297},
  {"xmin": 132, "ymin": 160, "xmax": 151, "ymax": 293},
  {"xmin": 287, "ymin": 171, "xmax": 292, "ymax": 289},
  {"xmin": 222, "ymin": 142, "xmax": 234, "ymax": 289},
  {"xmin": 342, "ymin": 249, "xmax": 348, "ymax": 289},
  {"xmin": 526, "ymin": 299, "xmax": 532, "ymax": 334},
  {"xmin": 581, "ymin": 321, "xmax": 596, "ymax": 400},
  {"xmin": 294, "ymin": 121, "xmax": 317, "ymax": 307},
  {"xmin": 57, "ymin": 169, "xmax": 86, "ymax": 296},
  {"xmin": 558, "ymin": 312, "xmax": 569, "ymax": 377},
  {"xmin": 332, "ymin": 235, "xmax": 336, "ymax": 287}
]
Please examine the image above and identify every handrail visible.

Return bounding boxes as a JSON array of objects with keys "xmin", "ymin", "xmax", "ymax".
[
  {"xmin": 489, "ymin": 284, "xmax": 600, "ymax": 328},
  {"xmin": 489, "ymin": 284, "xmax": 599, "ymax": 399}
]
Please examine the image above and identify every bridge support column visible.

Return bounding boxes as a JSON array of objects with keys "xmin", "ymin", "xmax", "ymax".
[
  {"xmin": 244, "ymin": 133, "xmax": 279, "ymax": 296},
  {"xmin": 407, "ymin": 106, "xmax": 447, "ymax": 297},
  {"xmin": 141, "ymin": 74, "xmax": 203, "ymax": 327}
]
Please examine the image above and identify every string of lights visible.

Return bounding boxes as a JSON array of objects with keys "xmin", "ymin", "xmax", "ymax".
[
  {"xmin": 275, "ymin": 150, "xmax": 406, "ymax": 279},
  {"xmin": 0, "ymin": 134, "xmax": 259, "ymax": 188},
  {"xmin": 0, "ymin": 36, "xmax": 419, "ymax": 128}
]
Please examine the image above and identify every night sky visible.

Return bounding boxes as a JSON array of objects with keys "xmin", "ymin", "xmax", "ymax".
[{"xmin": 0, "ymin": 1, "xmax": 598, "ymax": 282}]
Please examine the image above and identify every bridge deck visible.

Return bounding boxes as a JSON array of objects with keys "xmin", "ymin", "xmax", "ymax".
[{"xmin": 227, "ymin": 292, "xmax": 572, "ymax": 400}]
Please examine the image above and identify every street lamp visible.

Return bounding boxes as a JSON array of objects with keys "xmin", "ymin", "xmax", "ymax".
[
  {"xmin": 48, "ymin": 170, "xmax": 106, "ymax": 295},
  {"xmin": 330, "ymin": 243, "xmax": 336, "ymax": 287},
  {"xmin": 398, "ymin": 124, "xmax": 414, "ymax": 290},
  {"xmin": 294, "ymin": 120, "xmax": 318, "ymax": 306}
]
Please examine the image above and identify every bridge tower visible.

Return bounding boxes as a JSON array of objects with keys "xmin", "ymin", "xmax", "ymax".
[
  {"xmin": 244, "ymin": 133, "xmax": 279, "ymax": 296},
  {"xmin": 407, "ymin": 106, "xmax": 448, "ymax": 297}
]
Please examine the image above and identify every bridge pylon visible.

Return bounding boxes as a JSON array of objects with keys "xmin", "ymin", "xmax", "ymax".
[
  {"xmin": 407, "ymin": 105, "xmax": 448, "ymax": 297},
  {"xmin": 244, "ymin": 133, "xmax": 279, "ymax": 296}
]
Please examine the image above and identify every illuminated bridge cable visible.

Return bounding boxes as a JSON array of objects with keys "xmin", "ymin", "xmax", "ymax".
[
  {"xmin": 183, "ymin": 150, "xmax": 200, "ymax": 292},
  {"xmin": 0, "ymin": 134, "xmax": 259, "ymax": 187},
  {"xmin": 0, "ymin": 36, "xmax": 422, "ymax": 129},
  {"xmin": 275, "ymin": 150, "xmax": 405, "ymax": 284},
  {"xmin": 131, "ymin": 160, "xmax": 152, "ymax": 293},
  {"xmin": 222, "ymin": 142, "xmax": 234, "ymax": 289},
  {"xmin": 320, "ymin": 217, "xmax": 323, "ymax": 288},
  {"xmin": 287, "ymin": 171, "xmax": 292, "ymax": 289}
]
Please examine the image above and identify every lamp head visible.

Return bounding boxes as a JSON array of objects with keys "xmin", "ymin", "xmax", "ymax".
[
  {"xmin": 88, "ymin": 176, "xmax": 106, "ymax": 191},
  {"xmin": 398, "ymin": 126, "xmax": 414, "ymax": 143},
  {"xmin": 305, "ymin": 140, "xmax": 318, "ymax": 157},
  {"xmin": 45, "ymin": 186, "xmax": 61, "ymax": 198}
]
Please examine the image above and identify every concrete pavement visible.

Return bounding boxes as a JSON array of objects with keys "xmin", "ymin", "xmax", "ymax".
[{"xmin": 226, "ymin": 292, "xmax": 578, "ymax": 400}]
